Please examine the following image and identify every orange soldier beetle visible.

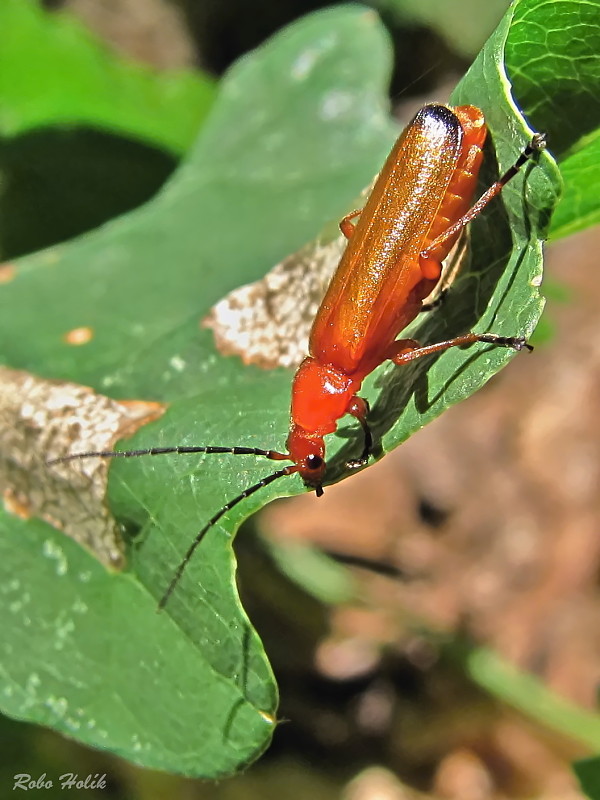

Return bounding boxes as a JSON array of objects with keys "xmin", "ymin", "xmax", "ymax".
[{"xmin": 49, "ymin": 104, "xmax": 545, "ymax": 607}]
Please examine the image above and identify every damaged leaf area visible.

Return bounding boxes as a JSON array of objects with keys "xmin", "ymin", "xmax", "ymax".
[
  {"xmin": 204, "ymin": 230, "xmax": 346, "ymax": 369},
  {"xmin": 0, "ymin": 366, "xmax": 163, "ymax": 568}
]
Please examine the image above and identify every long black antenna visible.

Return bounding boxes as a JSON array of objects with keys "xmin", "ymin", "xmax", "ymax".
[
  {"xmin": 158, "ymin": 464, "xmax": 298, "ymax": 610},
  {"xmin": 47, "ymin": 445, "xmax": 288, "ymax": 465}
]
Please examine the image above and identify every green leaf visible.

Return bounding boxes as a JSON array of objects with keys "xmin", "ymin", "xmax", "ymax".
[
  {"xmin": 575, "ymin": 757, "xmax": 600, "ymax": 800},
  {"xmin": 2, "ymin": 0, "xmax": 589, "ymax": 778},
  {"xmin": 0, "ymin": 513, "xmax": 276, "ymax": 776},
  {"xmin": 504, "ymin": 0, "xmax": 600, "ymax": 239},
  {"xmin": 0, "ymin": 0, "xmax": 215, "ymax": 155},
  {"xmin": 0, "ymin": 6, "xmax": 398, "ymax": 776},
  {"xmin": 546, "ymin": 129, "xmax": 600, "ymax": 239}
]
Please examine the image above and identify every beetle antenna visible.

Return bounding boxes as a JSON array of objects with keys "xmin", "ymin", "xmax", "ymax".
[
  {"xmin": 47, "ymin": 445, "xmax": 289, "ymax": 465},
  {"xmin": 158, "ymin": 464, "xmax": 299, "ymax": 610}
]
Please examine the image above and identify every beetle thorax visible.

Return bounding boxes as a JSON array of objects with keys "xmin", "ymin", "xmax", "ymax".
[{"xmin": 289, "ymin": 357, "xmax": 360, "ymax": 437}]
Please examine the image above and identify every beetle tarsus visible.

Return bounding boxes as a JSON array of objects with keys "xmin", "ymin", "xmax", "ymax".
[{"xmin": 478, "ymin": 334, "xmax": 533, "ymax": 352}]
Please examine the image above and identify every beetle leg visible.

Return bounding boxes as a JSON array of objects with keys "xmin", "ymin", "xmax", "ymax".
[
  {"xmin": 387, "ymin": 333, "xmax": 532, "ymax": 366},
  {"xmin": 418, "ymin": 250, "xmax": 444, "ymax": 281},
  {"xmin": 420, "ymin": 288, "xmax": 449, "ymax": 313},
  {"xmin": 420, "ymin": 230, "xmax": 469, "ymax": 311},
  {"xmin": 420, "ymin": 133, "xmax": 546, "ymax": 267},
  {"xmin": 339, "ymin": 208, "xmax": 363, "ymax": 239},
  {"xmin": 385, "ymin": 338, "xmax": 422, "ymax": 361},
  {"xmin": 345, "ymin": 395, "xmax": 372, "ymax": 468}
]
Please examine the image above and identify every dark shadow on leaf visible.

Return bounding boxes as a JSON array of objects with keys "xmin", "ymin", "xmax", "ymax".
[
  {"xmin": 0, "ymin": 126, "xmax": 177, "ymax": 260},
  {"xmin": 222, "ymin": 623, "xmax": 253, "ymax": 742}
]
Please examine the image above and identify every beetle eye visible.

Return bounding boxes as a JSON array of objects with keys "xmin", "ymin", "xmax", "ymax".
[{"xmin": 306, "ymin": 454, "xmax": 323, "ymax": 471}]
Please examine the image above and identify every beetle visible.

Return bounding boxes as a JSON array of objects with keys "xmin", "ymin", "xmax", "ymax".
[{"xmin": 49, "ymin": 104, "xmax": 545, "ymax": 606}]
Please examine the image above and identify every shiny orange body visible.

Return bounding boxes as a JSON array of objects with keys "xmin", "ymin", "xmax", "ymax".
[{"xmin": 287, "ymin": 104, "xmax": 488, "ymax": 486}]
